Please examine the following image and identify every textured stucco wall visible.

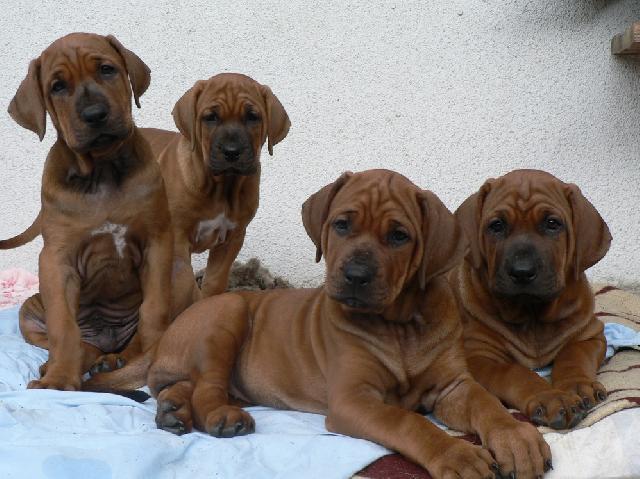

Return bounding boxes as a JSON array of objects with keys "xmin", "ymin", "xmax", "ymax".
[{"xmin": 0, "ymin": 0, "xmax": 639, "ymax": 287}]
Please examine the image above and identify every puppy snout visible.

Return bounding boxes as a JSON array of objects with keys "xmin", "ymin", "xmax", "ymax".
[
  {"xmin": 343, "ymin": 261, "xmax": 375, "ymax": 287},
  {"xmin": 508, "ymin": 255, "xmax": 538, "ymax": 285},
  {"xmin": 220, "ymin": 142, "xmax": 243, "ymax": 162},
  {"xmin": 80, "ymin": 103, "xmax": 109, "ymax": 126}
]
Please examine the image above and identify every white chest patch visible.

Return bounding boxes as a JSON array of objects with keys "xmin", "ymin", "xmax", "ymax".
[
  {"xmin": 196, "ymin": 213, "xmax": 237, "ymax": 246},
  {"xmin": 91, "ymin": 222, "xmax": 128, "ymax": 258}
]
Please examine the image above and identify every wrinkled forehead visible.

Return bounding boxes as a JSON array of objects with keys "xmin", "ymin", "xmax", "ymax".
[
  {"xmin": 198, "ymin": 74, "xmax": 263, "ymax": 110},
  {"xmin": 40, "ymin": 34, "xmax": 122, "ymax": 76},
  {"xmin": 484, "ymin": 174, "xmax": 569, "ymax": 217},
  {"xmin": 331, "ymin": 171, "xmax": 420, "ymax": 222}
]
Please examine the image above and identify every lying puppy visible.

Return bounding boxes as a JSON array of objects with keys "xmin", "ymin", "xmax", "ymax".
[
  {"xmin": 140, "ymin": 74, "xmax": 290, "ymax": 315},
  {"xmin": 451, "ymin": 169, "xmax": 611, "ymax": 429},
  {"xmin": 144, "ymin": 170, "xmax": 551, "ymax": 479},
  {"xmin": 1, "ymin": 33, "xmax": 172, "ymax": 390}
]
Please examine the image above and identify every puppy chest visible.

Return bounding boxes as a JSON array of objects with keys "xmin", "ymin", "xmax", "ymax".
[{"xmin": 192, "ymin": 213, "xmax": 237, "ymax": 252}]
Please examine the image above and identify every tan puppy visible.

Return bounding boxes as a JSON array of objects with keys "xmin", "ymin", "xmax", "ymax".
[
  {"xmin": 451, "ymin": 169, "xmax": 611, "ymax": 429},
  {"xmin": 141, "ymin": 170, "xmax": 551, "ymax": 479},
  {"xmin": 1, "ymin": 33, "xmax": 172, "ymax": 390},
  {"xmin": 140, "ymin": 74, "xmax": 290, "ymax": 316}
]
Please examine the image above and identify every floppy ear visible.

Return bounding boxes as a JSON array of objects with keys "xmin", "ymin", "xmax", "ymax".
[
  {"xmin": 418, "ymin": 191, "xmax": 467, "ymax": 289},
  {"xmin": 261, "ymin": 85, "xmax": 290, "ymax": 156},
  {"xmin": 8, "ymin": 59, "xmax": 46, "ymax": 140},
  {"xmin": 454, "ymin": 181, "xmax": 492, "ymax": 269},
  {"xmin": 172, "ymin": 82, "xmax": 204, "ymax": 152},
  {"xmin": 301, "ymin": 172, "xmax": 352, "ymax": 262},
  {"xmin": 566, "ymin": 184, "xmax": 612, "ymax": 277},
  {"xmin": 106, "ymin": 35, "xmax": 151, "ymax": 108}
]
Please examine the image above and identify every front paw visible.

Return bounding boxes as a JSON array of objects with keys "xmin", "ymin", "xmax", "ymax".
[
  {"xmin": 484, "ymin": 418, "xmax": 552, "ymax": 479},
  {"xmin": 429, "ymin": 439, "xmax": 496, "ymax": 479},
  {"xmin": 89, "ymin": 353, "xmax": 127, "ymax": 376},
  {"xmin": 28, "ymin": 373, "xmax": 81, "ymax": 391},
  {"xmin": 204, "ymin": 405, "xmax": 255, "ymax": 438},
  {"xmin": 554, "ymin": 379, "xmax": 607, "ymax": 411},
  {"xmin": 525, "ymin": 389, "xmax": 585, "ymax": 429}
]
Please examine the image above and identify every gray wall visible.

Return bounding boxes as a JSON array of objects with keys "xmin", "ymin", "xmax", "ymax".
[{"xmin": 0, "ymin": 0, "xmax": 639, "ymax": 286}]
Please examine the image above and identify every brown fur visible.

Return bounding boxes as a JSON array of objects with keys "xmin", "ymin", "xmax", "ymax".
[
  {"xmin": 450, "ymin": 169, "xmax": 611, "ymax": 429},
  {"xmin": 141, "ymin": 170, "xmax": 550, "ymax": 479},
  {"xmin": 1, "ymin": 33, "xmax": 172, "ymax": 391}
]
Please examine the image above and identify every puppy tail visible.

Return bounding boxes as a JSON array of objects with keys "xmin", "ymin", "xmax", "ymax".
[
  {"xmin": 82, "ymin": 345, "xmax": 156, "ymax": 397},
  {"xmin": 0, "ymin": 211, "xmax": 41, "ymax": 249}
]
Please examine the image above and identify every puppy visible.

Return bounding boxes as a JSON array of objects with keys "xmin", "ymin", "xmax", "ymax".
[
  {"xmin": 140, "ymin": 73, "xmax": 290, "ymax": 316},
  {"xmin": 142, "ymin": 170, "xmax": 551, "ymax": 479},
  {"xmin": 1, "ymin": 33, "xmax": 172, "ymax": 390},
  {"xmin": 451, "ymin": 169, "xmax": 611, "ymax": 429}
]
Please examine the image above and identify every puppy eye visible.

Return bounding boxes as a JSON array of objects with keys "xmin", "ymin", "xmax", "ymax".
[
  {"xmin": 99, "ymin": 64, "xmax": 117, "ymax": 76},
  {"xmin": 333, "ymin": 219, "xmax": 350, "ymax": 235},
  {"xmin": 544, "ymin": 217, "xmax": 564, "ymax": 232},
  {"xmin": 388, "ymin": 229, "xmax": 410, "ymax": 246},
  {"xmin": 51, "ymin": 80, "xmax": 67, "ymax": 94},
  {"xmin": 203, "ymin": 112, "xmax": 219, "ymax": 123},
  {"xmin": 487, "ymin": 218, "xmax": 507, "ymax": 235},
  {"xmin": 245, "ymin": 109, "xmax": 261, "ymax": 123}
]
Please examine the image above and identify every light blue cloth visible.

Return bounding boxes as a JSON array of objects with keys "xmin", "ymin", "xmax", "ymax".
[
  {"xmin": 535, "ymin": 322, "xmax": 640, "ymax": 378},
  {"xmin": 0, "ymin": 306, "xmax": 387, "ymax": 479}
]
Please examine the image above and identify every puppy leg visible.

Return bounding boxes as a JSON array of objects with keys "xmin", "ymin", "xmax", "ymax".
[
  {"xmin": 138, "ymin": 229, "xmax": 173, "ymax": 350},
  {"xmin": 469, "ymin": 355, "xmax": 584, "ymax": 429},
  {"xmin": 326, "ymin": 356, "xmax": 497, "ymax": 479},
  {"xmin": 551, "ymin": 335, "xmax": 607, "ymax": 412},
  {"xmin": 200, "ymin": 230, "xmax": 246, "ymax": 297},
  {"xmin": 89, "ymin": 333, "xmax": 141, "ymax": 376},
  {"xmin": 155, "ymin": 380, "xmax": 194, "ymax": 435},
  {"xmin": 433, "ymin": 374, "xmax": 551, "ymax": 479},
  {"xmin": 25, "ymin": 251, "xmax": 85, "ymax": 390}
]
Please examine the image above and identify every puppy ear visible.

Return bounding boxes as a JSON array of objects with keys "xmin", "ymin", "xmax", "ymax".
[
  {"xmin": 172, "ymin": 82, "xmax": 203, "ymax": 152},
  {"xmin": 418, "ymin": 191, "xmax": 467, "ymax": 289},
  {"xmin": 261, "ymin": 85, "xmax": 290, "ymax": 156},
  {"xmin": 454, "ymin": 181, "xmax": 492, "ymax": 269},
  {"xmin": 566, "ymin": 184, "xmax": 611, "ymax": 277},
  {"xmin": 106, "ymin": 35, "xmax": 151, "ymax": 108},
  {"xmin": 8, "ymin": 59, "xmax": 46, "ymax": 140},
  {"xmin": 301, "ymin": 172, "xmax": 352, "ymax": 262}
]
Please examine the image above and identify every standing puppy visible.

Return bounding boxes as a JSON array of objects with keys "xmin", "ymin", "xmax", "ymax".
[
  {"xmin": 1, "ymin": 33, "xmax": 172, "ymax": 390},
  {"xmin": 451, "ymin": 169, "xmax": 611, "ymax": 429},
  {"xmin": 140, "ymin": 74, "xmax": 290, "ymax": 315},
  {"xmin": 145, "ymin": 170, "xmax": 551, "ymax": 479}
]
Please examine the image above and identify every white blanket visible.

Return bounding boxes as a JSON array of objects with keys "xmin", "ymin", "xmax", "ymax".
[{"xmin": 1, "ymin": 305, "xmax": 639, "ymax": 479}]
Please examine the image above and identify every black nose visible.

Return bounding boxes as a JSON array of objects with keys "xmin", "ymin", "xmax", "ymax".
[
  {"xmin": 508, "ymin": 258, "xmax": 538, "ymax": 285},
  {"xmin": 343, "ymin": 262, "xmax": 374, "ymax": 287},
  {"xmin": 80, "ymin": 104, "xmax": 109, "ymax": 126},
  {"xmin": 221, "ymin": 143, "xmax": 242, "ymax": 162}
]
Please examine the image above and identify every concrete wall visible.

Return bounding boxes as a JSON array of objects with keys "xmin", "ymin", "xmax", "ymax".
[{"xmin": 0, "ymin": 0, "xmax": 639, "ymax": 287}]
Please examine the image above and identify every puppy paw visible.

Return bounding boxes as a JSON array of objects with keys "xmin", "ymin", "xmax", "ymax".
[
  {"xmin": 429, "ymin": 439, "xmax": 496, "ymax": 479},
  {"xmin": 28, "ymin": 373, "xmax": 81, "ymax": 391},
  {"xmin": 204, "ymin": 405, "xmax": 255, "ymax": 438},
  {"xmin": 525, "ymin": 389, "xmax": 585, "ymax": 429},
  {"xmin": 88, "ymin": 353, "xmax": 127, "ymax": 376},
  {"xmin": 156, "ymin": 389, "xmax": 193, "ymax": 435},
  {"xmin": 554, "ymin": 379, "xmax": 607, "ymax": 411},
  {"xmin": 484, "ymin": 418, "xmax": 552, "ymax": 479}
]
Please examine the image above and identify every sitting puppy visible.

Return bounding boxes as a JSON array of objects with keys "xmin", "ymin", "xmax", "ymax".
[
  {"xmin": 451, "ymin": 169, "xmax": 611, "ymax": 429},
  {"xmin": 145, "ymin": 170, "xmax": 551, "ymax": 479},
  {"xmin": 140, "ymin": 74, "xmax": 290, "ymax": 315},
  {"xmin": 1, "ymin": 33, "xmax": 172, "ymax": 390}
]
